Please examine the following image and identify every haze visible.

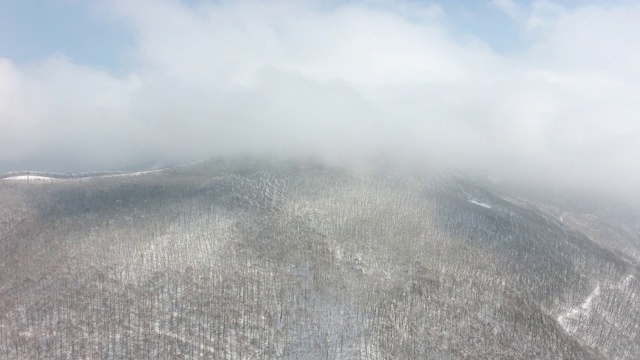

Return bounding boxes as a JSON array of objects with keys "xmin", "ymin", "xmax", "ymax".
[{"xmin": 1, "ymin": 0, "xmax": 639, "ymax": 200}]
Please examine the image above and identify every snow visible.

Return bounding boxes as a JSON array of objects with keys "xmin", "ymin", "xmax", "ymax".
[
  {"xmin": 2, "ymin": 175, "xmax": 57, "ymax": 182},
  {"xmin": 2, "ymin": 168, "xmax": 168, "ymax": 183},
  {"xmin": 468, "ymin": 199, "xmax": 492, "ymax": 209},
  {"xmin": 99, "ymin": 169, "xmax": 164, "ymax": 178},
  {"xmin": 557, "ymin": 284, "xmax": 600, "ymax": 332}
]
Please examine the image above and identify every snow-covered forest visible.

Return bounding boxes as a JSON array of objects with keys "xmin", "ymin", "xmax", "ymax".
[{"xmin": 1, "ymin": 157, "xmax": 639, "ymax": 359}]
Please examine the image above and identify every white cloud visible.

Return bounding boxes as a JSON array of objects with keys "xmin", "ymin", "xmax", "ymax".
[
  {"xmin": 490, "ymin": 0, "xmax": 520, "ymax": 18},
  {"xmin": 526, "ymin": 0, "xmax": 564, "ymax": 30},
  {"xmin": 1, "ymin": 0, "xmax": 639, "ymax": 199}
]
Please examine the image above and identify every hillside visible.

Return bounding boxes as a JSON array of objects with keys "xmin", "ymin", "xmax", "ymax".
[{"xmin": 1, "ymin": 157, "xmax": 639, "ymax": 359}]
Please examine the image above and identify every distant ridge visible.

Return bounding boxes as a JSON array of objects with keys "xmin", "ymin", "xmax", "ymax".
[
  {"xmin": 0, "ymin": 170, "xmax": 126, "ymax": 180},
  {"xmin": 0, "ymin": 156, "xmax": 215, "ymax": 181}
]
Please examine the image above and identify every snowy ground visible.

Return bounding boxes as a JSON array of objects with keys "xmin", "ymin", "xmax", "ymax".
[
  {"xmin": 467, "ymin": 199, "xmax": 492, "ymax": 209},
  {"xmin": 2, "ymin": 175, "xmax": 58, "ymax": 182},
  {"xmin": 557, "ymin": 285, "xmax": 600, "ymax": 332}
]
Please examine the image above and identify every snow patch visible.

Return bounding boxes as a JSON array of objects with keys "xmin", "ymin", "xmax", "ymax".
[
  {"xmin": 3, "ymin": 175, "xmax": 57, "ymax": 182},
  {"xmin": 557, "ymin": 285, "xmax": 600, "ymax": 332},
  {"xmin": 468, "ymin": 199, "xmax": 492, "ymax": 209},
  {"xmin": 99, "ymin": 169, "xmax": 165, "ymax": 178},
  {"xmin": 2, "ymin": 168, "xmax": 169, "ymax": 183}
]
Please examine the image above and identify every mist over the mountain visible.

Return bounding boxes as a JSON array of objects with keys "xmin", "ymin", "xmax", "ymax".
[{"xmin": 1, "ymin": 0, "xmax": 640, "ymax": 200}]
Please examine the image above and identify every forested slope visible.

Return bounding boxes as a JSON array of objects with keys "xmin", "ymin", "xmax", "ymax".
[{"xmin": 1, "ymin": 157, "xmax": 638, "ymax": 359}]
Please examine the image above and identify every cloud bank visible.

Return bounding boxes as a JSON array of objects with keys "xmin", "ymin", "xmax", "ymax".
[{"xmin": 1, "ymin": 0, "xmax": 639, "ymax": 199}]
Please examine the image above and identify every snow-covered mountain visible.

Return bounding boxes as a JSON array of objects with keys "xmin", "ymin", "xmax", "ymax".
[{"xmin": 1, "ymin": 156, "xmax": 639, "ymax": 359}]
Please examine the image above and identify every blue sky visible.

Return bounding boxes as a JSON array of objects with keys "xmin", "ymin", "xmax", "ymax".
[
  {"xmin": 0, "ymin": 0, "xmax": 133, "ymax": 71},
  {"xmin": 0, "ymin": 0, "xmax": 624, "ymax": 70},
  {"xmin": 0, "ymin": 0, "xmax": 639, "ymax": 199},
  {"xmin": 0, "ymin": 0, "xmax": 577, "ymax": 69},
  {"xmin": 0, "ymin": 0, "xmax": 630, "ymax": 66}
]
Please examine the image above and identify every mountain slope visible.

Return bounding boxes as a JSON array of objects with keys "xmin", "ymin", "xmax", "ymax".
[{"xmin": 1, "ymin": 157, "xmax": 638, "ymax": 359}]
